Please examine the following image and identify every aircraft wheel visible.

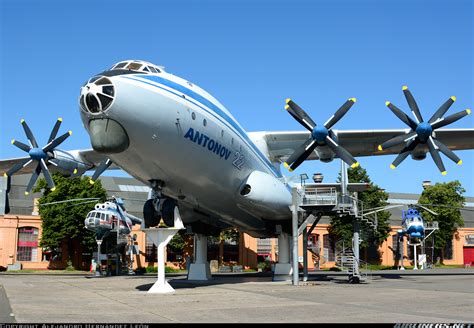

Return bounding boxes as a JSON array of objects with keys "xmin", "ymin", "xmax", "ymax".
[
  {"xmin": 161, "ymin": 198, "xmax": 178, "ymax": 227},
  {"xmin": 143, "ymin": 199, "xmax": 160, "ymax": 228}
]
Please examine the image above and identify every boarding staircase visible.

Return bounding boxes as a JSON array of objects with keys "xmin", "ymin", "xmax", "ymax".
[{"xmin": 335, "ymin": 240, "xmax": 371, "ymax": 281}]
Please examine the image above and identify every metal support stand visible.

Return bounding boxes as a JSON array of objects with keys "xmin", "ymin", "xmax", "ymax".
[
  {"xmin": 143, "ymin": 227, "xmax": 182, "ymax": 293},
  {"xmin": 413, "ymin": 243, "xmax": 418, "ymax": 270},
  {"xmin": 273, "ymin": 232, "xmax": 292, "ymax": 281},
  {"xmin": 302, "ymin": 226, "xmax": 308, "ymax": 282},
  {"xmin": 188, "ymin": 234, "xmax": 211, "ymax": 280},
  {"xmin": 352, "ymin": 219, "xmax": 361, "ymax": 279},
  {"xmin": 95, "ymin": 239, "xmax": 103, "ymax": 277},
  {"xmin": 291, "ymin": 187, "xmax": 299, "ymax": 286}
]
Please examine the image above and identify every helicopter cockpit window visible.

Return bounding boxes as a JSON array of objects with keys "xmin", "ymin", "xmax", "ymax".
[{"xmin": 95, "ymin": 212, "xmax": 101, "ymax": 219}]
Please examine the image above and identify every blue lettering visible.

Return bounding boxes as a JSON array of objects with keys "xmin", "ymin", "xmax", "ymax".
[
  {"xmin": 184, "ymin": 127, "xmax": 232, "ymax": 161},
  {"xmin": 208, "ymin": 139, "xmax": 215, "ymax": 150},
  {"xmin": 213, "ymin": 142, "xmax": 222, "ymax": 156},
  {"xmin": 184, "ymin": 128, "xmax": 194, "ymax": 140},
  {"xmin": 193, "ymin": 131, "xmax": 204, "ymax": 145},
  {"xmin": 202, "ymin": 135, "xmax": 210, "ymax": 147}
]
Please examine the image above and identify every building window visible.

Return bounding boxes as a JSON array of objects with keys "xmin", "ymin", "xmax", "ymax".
[
  {"xmin": 145, "ymin": 238, "xmax": 157, "ymax": 263},
  {"xmin": 17, "ymin": 227, "xmax": 39, "ymax": 262},
  {"xmin": 444, "ymin": 238, "xmax": 453, "ymax": 260},
  {"xmin": 392, "ymin": 234, "xmax": 403, "ymax": 260},
  {"xmin": 323, "ymin": 234, "xmax": 335, "ymax": 262}
]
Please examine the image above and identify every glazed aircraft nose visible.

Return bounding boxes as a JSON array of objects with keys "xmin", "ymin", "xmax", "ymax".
[{"xmin": 79, "ymin": 76, "xmax": 115, "ymax": 114}]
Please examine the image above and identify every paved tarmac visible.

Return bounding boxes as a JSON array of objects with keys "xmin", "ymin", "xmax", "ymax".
[{"xmin": 0, "ymin": 271, "xmax": 473, "ymax": 323}]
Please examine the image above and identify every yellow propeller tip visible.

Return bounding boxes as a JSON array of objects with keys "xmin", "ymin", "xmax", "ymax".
[
  {"xmin": 284, "ymin": 104, "xmax": 290, "ymax": 110},
  {"xmin": 441, "ymin": 171, "xmax": 447, "ymax": 176},
  {"xmin": 385, "ymin": 101, "xmax": 391, "ymax": 107},
  {"xmin": 3, "ymin": 173, "xmax": 8, "ymax": 178},
  {"xmin": 466, "ymin": 109, "xmax": 471, "ymax": 115},
  {"xmin": 351, "ymin": 162, "xmax": 360, "ymax": 168},
  {"xmin": 24, "ymin": 191, "xmax": 29, "ymax": 196},
  {"xmin": 285, "ymin": 98, "xmax": 291, "ymax": 104},
  {"xmin": 390, "ymin": 164, "xmax": 396, "ymax": 170},
  {"xmin": 457, "ymin": 160, "xmax": 462, "ymax": 165},
  {"xmin": 402, "ymin": 85, "xmax": 408, "ymax": 90},
  {"xmin": 51, "ymin": 187, "xmax": 56, "ymax": 192},
  {"xmin": 58, "ymin": 117, "xmax": 63, "ymax": 122},
  {"xmin": 450, "ymin": 96, "xmax": 456, "ymax": 102},
  {"xmin": 73, "ymin": 168, "xmax": 78, "ymax": 174},
  {"xmin": 89, "ymin": 179, "xmax": 95, "ymax": 185},
  {"xmin": 20, "ymin": 119, "xmax": 25, "ymax": 123},
  {"xmin": 11, "ymin": 139, "xmax": 15, "ymax": 144},
  {"xmin": 350, "ymin": 97, "xmax": 357, "ymax": 103},
  {"xmin": 68, "ymin": 130, "xmax": 73, "ymax": 135},
  {"xmin": 377, "ymin": 145, "xmax": 383, "ymax": 151}
]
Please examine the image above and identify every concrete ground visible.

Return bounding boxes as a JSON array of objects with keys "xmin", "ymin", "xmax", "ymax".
[{"xmin": 0, "ymin": 271, "xmax": 473, "ymax": 323}]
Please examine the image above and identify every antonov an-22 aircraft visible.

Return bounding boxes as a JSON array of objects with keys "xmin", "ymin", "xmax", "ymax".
[{"xmin": 1, "ymin": 59, "xmax": 473, "ymax": 239}]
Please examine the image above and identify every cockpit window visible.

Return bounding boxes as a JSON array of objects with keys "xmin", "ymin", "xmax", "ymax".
[
  {"xmin": 114, "ymin": 62, "xmax": 127, "ymax": 69},
  {"xmin": 107, "ymin": 60, "xmax": 164, "ymax": 74},
  {"xmin": 126, "ymin": 62, "xmax": 143, "ymax": 71}
]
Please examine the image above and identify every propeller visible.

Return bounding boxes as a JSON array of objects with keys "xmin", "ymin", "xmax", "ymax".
[
  {"xmin": 283, "ymin": 98, "xmax": 359, "ymax": 171},
  {"xmin": 88, "ymin": 158, "xmax": 113, "ymax": 184},
  {"xmin": 379, "ymin": 86, "xmax": 471, "ymax": 175},
  {"xmin": 4, "ymin": 118, "xmax": 73, "ymax": 194}
]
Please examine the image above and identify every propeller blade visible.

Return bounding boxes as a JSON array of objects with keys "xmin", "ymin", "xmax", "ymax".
[
  {"xmin": 385, "ymin": 102, "xmax": 418, "ymax": 130},
  {"xmin": 402, "ymin": 86, "xmax": 423, "ymax": 123},
  {"xmin": 6, "ymin": 158, "xmax": 32, "ymax": 176},
  {"xmin": 43, "ymin": 130, "xmax": 72, "ymax": 153},
  {"xmin": 427, "ymin": 137, "xmax": 446, "ymax": 175},
  {"xmin": 286, "ymin": 140, "xmax": 317, "ymax": 172},
  {"xmin": 48, "ymin": 118, "xmax": 63, "ymax": 143},
  {"xmin": 39, "ymin": 159, "xmax": 55, "ymax": 190},
  {"xmin": 325, "ymin": 136, "xmax": 359, "ymax": 168},
  {"xmin": 90, "ymin": 158, "xmax": 113, "ymax": 183},
  {"xmin": 428, "ymin": 96, "xmax": 456, "ymax": 123},
  {"xmin": 25, "ymin": 164, "xmax": 42, "ymax": 195},
  {"xmin": 20, "ymin": 119, "xmax": 38, "ymax": 148},
  {"xmin": 433, "ymin": 139, "xmax": 462, "ymax": 165},
  {"xmin": 430, "ymin": 109, "xmax": 471, "ymax": 130},
  {"xmin": 283, "ymin": 138, "xmax": 315, "ymax": 171},
  {"xmin": 285, "ymin": 99, "xmax": 316, "ymax": 131},
  {"xmin": 378, "ymin": 131, "xmax": 417, "ymax": 151},
  {"xmin": 390, "ymin": 138, "xmax": 419, "ymax": 168},
  {"xmin": 324, "ymin": 98, "xmax": 356, "ymax": 129},
  {"xmin": 11, "ymin": 139, "xmax": 31, "ymax": 153}
]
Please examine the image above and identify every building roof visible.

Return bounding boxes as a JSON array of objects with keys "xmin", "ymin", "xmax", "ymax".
[{"xmin": 1, "ymin": 174, "xmax": 473, "ymax": 228}]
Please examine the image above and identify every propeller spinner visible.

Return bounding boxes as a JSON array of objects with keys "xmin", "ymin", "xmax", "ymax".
[
  {"xmin": 283, "ymin": 98, "xmax": 359, "ymax": 171},
  {"xmin": 379, "ymin": 86, "xmax": 471, "ymax": 175},
  {"xmin": 4, "ymin": 118, "xmax": 74, "ymax": 194}
]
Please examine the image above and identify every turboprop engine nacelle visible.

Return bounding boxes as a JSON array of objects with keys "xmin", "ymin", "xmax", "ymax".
[{"xmin": 238, "ymin": 170, "xmax": 292, "ymax": 219}]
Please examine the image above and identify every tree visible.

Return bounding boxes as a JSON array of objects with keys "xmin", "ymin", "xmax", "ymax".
[
  {"xmin": 34, "ymin": 173, "xmax": 108, "ymax": 268},
  {"xmin": 328, "ymin": 166, "xmax": 391, "ymax": 257},
  {"xmin": 418, "ymin": 180, "xmax": 465, "ymax": 262}
]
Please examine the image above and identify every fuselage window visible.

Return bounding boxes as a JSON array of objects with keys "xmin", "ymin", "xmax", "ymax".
[
  {"xmin": 203, "ymin": 119, "xmax": 207, "ymax": 127},
  {"xmin": 191, "ymin": 112, "xmax": 196, "ymax": 120},
  {"xmin": 221, "ymin": 130, "xmax": 224, "ymax": 137}
]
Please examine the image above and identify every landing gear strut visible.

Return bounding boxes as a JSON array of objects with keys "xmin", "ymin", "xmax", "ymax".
[{"xmin": 144, "ymin": 180, "xmax": 183, "ymax": 228}]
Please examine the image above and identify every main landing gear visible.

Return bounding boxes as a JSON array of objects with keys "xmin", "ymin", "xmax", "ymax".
[{"xmin": 144, "ymin": 180, "xmax": 180, "ymax": 228}]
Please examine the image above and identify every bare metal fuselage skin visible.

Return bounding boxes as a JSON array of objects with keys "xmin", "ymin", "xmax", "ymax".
[{"xmin": 79, "ymin": 71, "xmax": 292, "ymax": 235}]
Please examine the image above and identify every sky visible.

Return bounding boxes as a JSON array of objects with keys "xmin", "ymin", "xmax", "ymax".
[{"xmin": 1, "ymin": 0, "xmax": 473, "ymax": 196}]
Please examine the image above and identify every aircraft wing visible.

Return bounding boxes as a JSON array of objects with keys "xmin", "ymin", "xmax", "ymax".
[
  {"xmin": 254, "ymin": 128, "xmax": 474, "ymax": 162},
  {"xmin": 0, "ymin": 149, "xmax": 112, "ymax": 176}
]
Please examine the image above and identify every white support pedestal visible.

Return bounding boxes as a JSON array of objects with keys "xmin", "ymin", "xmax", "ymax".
[
  {"xmin": 142, "ymin": 228, "xmax": 181, "ymax": 294},
  {"xmin": 273, "ymin": 232, "xmax": 292, "ymax": 281},
  {"xmin": 187, "ymin": 234, "xmax": 211, "ymax": 280}
]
